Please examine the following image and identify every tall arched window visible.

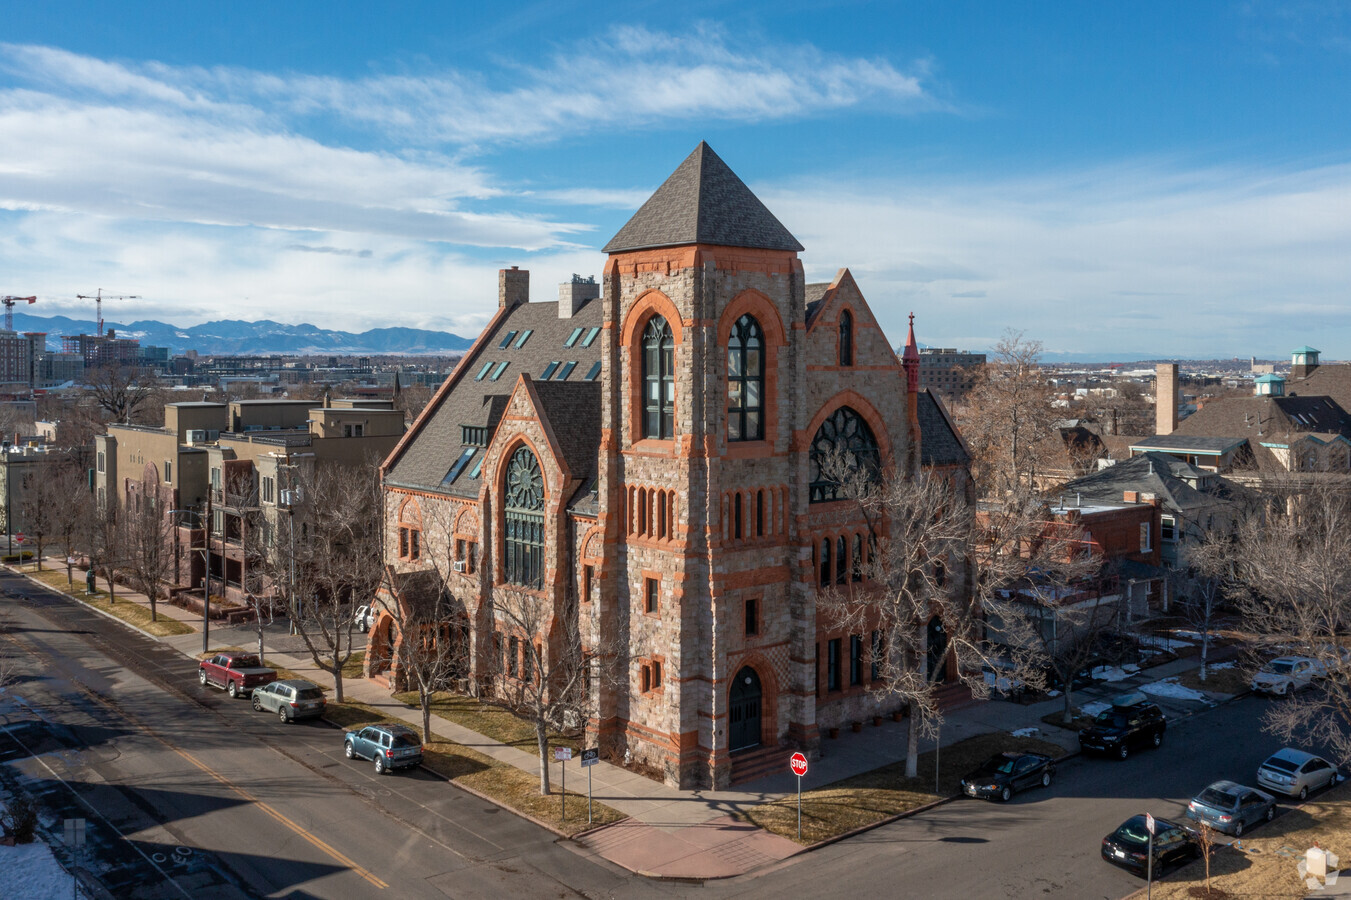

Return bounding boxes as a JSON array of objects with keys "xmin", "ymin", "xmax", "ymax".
[
  {"xmin": 809, "ymin": 406, "xmax": 881, "ymax": 503},
  {"xmin": 503, "ymin": 446, "xmax": 545, "ymax": 588},
  {"xmin": 838, "ymin": 310, "xmax": 853, "ymax": 367},
  {"xmin": 642, "ymin": 316, "xmax": 675, "ymax": 439},
  {"xmin": 727, "ymin": 314, "xmax": 764, "ymax": 441}
]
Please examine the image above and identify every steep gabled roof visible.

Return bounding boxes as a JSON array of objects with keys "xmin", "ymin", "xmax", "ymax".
[
  {"xmin": 917, "ymin": 390, "xmax": 970, "ymax": 468},
  {"xmin": 603, "ymin": 142, "xmax": 803, "ymax": 254}
]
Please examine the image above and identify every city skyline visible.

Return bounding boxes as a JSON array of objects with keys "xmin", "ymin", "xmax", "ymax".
[{"xmin": 2, "ymin": 2, "xmax": 1350, "ymax": 358}]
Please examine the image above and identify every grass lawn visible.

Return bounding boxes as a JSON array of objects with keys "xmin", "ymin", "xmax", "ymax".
[
  {"xmin": 323, "ymin": 699, "xmax": 622, "ymax": 835},
  {"xmin": 341, "ymin": 651, "xmax": 365, "ymax": 681},
  {"xmin": 26, "ymin": 569, "xmax": 195, "ymax": 637},
  {"xmin": 1129, "ymin": 780, "xmax": 1351, "ymax": 899},
  {"xmin": 740, "ymin": 732, "xmax": 1066, "ymax": 844},
  {"xmin": 391, "ymin": 690, "xmax": 582, "ymax": 754}
]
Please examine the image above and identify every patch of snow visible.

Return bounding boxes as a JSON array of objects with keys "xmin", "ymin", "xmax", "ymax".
[
  {"xmin": 0, "ymin": 801, "xmax": 78, "ymax": 899},
  {"xmin": 1140, "ymin": 677, "xmax": 1209, "ymax": 702},
  {"xmin": 1080, "ymin": 701, "xmax": 1111, "ymax": 718},
  {"xmin": 1205, "ymin": 661, "xmax": 1236, "ymax": 671},
  {"xmin": 1046, "ymin": 689, "xmax": 1062, "ymax": 697},
  {"xmin": 1011, "ymin": 727, "xmax": 1040, "ymax": 737},
  {"xmin": 1092, "ymin": 665, "xmax": 1135, "ymax": 682}
]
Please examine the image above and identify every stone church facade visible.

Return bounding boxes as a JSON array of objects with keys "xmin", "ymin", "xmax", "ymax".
[{"xmin": 378, "ymin": 143, "xmax": 969, "ymax": 789}]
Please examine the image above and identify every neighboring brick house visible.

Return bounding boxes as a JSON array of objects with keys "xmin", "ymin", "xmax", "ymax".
[{"xmin": 379, "ymin": 143, "xmax": 971, "ymax": 789}]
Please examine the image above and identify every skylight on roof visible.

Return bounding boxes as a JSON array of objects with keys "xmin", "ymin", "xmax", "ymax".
[
  {"xmin": 584, "ymin": 360, "xmax": 602, "ymax": 381},
  {"xmin": 556, "ymin": 361, "xmax": 577, "ymax": 381},
  {"xmin": 541, "ymin": 361, "xmax": 560, "ymax": 380},
  {"xmin": 499, "ymin": 331, "xmax": 518, "ymax": 349},
  {"xmin": 565, "ymin": 327, "xmax": 584, "ymax": 348},
  {"xmin": 475, "ymin": 360, "xmax": 493, "ymax": 381},
  {"xmin": 468, "ymin": 455, "xmax": 484, "ymax": 480},
  {"xmin": 442, "ymin": 447, "xmax": 477, "ymax": 485},
  {"xmin": 581, "ymin": 326, "xmax": 601, "ymax": 347},
  {"xmin": 490, "ymin": 361, "xmax": 509, "ymax": 381},
  {"xmin": 514, "ymin": 329, "xmax": 533, "ymax": 349}
]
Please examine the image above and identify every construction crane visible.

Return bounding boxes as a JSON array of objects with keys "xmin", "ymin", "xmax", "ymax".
[
  {"xmin": 1, "ymin": 296, "xmax": 36, "ymax": 331},
  {"xmin": 76, "ymin": 289, "xmax": 140, "ymax": 337}
]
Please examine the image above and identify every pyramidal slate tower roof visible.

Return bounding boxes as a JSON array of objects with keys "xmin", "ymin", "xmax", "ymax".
[{"xmin": 603, "ymin": 142, "xmax": 804, "ymax": 254}]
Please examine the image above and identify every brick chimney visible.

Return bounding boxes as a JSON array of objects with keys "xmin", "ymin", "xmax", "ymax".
[
  {"xmin": 558, "ymin": 274, "xmax": 599, "ymax": 319},
  {"xmin": 498, "ymin": 266, "xmax": 529, "ymax": 309},
  {"xmin": 1155, "ymin": 363, "xmax": 1178, "ymax": 435}
]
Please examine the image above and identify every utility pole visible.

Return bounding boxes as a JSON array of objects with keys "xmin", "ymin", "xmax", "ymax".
[
  {"xmin": 76, "ymin": 289, "xmax": 140, "ymax": 337},
  {"xmin": 1, "ymin": 296, "xmax": 36, "ymax": 331},
  {"xmin": 202, "ymin": 493, "xmax": 212, "ymax": 655}
]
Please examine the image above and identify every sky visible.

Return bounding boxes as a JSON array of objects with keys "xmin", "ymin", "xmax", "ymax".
[{"xmin": 2, "ymin": 1, "xmax": 1351, "ymax": 360}]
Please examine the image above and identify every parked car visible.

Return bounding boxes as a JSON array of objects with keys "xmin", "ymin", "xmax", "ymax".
[
  {"xmin": 959, "ymin": 751, "xmax": 1055, "ymax": 802},
  {"xmin": 198, "ymin": 652, "xmax": 277, "ymax": 699},
  {"xmin": 1251, "ymin": 657, "xmax": 1324, "ymax": 696},
  {"xmin": 1185, "ymin": 780, "xmax": 1276, "ymax": 836},
  {"xmin": 251, "ymin": 679, "xmax": 327, "ymax": 723},
  {"xmin": 1078, "ymin": 692, "xmax": 1166, "ymax": 760},
  {"xmin": 344, "ymin": 724, "xmax": 423, "ymax": 775},
  {"xmin": 1256, "ymin": 748, "xmax": 1340, "ymax": 800},
  {"xmin": 354, "ymin": 605, "xmax": 376, "ymax": 634},
  {"xmin": 1101, "ymin": 815, "xmax": 1198, "ymax": 876}
]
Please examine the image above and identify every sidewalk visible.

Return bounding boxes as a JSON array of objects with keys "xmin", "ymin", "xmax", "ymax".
[{"xmin": 11, "ymin": 557, "xmax": 1242, "ymax": 880}]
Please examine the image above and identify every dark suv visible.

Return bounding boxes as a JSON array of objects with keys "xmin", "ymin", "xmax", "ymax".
[
  {"xmin": 1078, "ymin": 692, "xmax": 1166, "ymax": 760},
  {"xmin": 344, "ymin": 724, "xmax": 424, "ymax": 775}
]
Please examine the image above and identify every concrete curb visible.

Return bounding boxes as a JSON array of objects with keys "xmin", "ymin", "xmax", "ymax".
[{"xmin": 7, "ymin": 565, "xmax": 165, "ymax": 643}]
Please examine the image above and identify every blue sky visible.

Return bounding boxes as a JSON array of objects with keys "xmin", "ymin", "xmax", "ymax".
[{"xmin": 2, "ymin": 1, "xmax": 1351, "ymax": 358}]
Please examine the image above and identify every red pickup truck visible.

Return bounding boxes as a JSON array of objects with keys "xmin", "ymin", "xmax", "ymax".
[{"xmin": 198, "ymin": 652, "xmax": 277, "ymax": 699}]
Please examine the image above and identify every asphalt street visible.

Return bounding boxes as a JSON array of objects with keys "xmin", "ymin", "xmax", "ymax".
[{"xmin": 0, "ymin": 569, "xmax": 678, "ymax": 900}]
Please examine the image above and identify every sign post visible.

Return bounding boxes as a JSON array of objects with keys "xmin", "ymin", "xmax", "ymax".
[
  {"xmin": 581, "ymin": 748, "xmax": 600, "ymax": 824},
  {"xmin": 63, "ymin": 818, "xmax": 86, "ymax": 900},
  {"xmin": 1145, "ymin": 812, "xmax": 1156, "ymax": 899},
  {"xmin": 555, "ymin": 747, "xmax": 573, "ymax": 822},
  {"xmin": 790, "ymin": 752, "xmax": 809, "ymax": 842}
]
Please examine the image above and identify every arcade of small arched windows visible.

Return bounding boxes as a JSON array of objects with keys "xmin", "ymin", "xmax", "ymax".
[
  {"xmin": 721, "ymin": 485, "xmax": 789, "ymax": 544},
  {"xmin": 627, "ymin": 485, "xmax": 678, "ymax": 542},
  {"xmin": 812, "ymin": 531, "xmax": 873, "ymax": 589}
]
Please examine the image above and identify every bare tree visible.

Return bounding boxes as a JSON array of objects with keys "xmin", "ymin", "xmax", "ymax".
[
  {"xmin": 276, "ymin": 461, "xmax": 385, "ymax": 703},
  {"xmin": 490, "ymin": 589, "xmax": 600, "ymax": 795},
  {"xmin": 47, "ymin": 459, "xmax": 94, "ymax": 585},
  {"xmin": 123, "ymin": 495, "xmax": 174, "ymax": 622},
  {"xmin": 1179, "ymin": 527, "xmax": 1234, "ymax": 683},
  {"xmin": 1196, "ymin": 819, "xmax": 1219, "ymax": 895},
  {"xmin": 17, "ymin": 457, "xmax": 60, "ymax": 570},
  {"xmin": 87, "ymin": 495, "xmax": 122, "ymax": 603},
  {"xmin": 1224, "ymin": 478, "xmax": 1351, "ymax": 762},
  {"xmin": 960, "ymin": 330, "xmax": 1062, "ymax": 498},
  {"xmin": 83, "ymin": 365, "xmax": 161, "ymax": 424},
  {"xmin": 392, "ymin": 586, "xmax": 467, "ymax": 743}
]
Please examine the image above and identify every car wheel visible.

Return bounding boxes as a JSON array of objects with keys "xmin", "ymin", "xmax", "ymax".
[
  {"xmin": 1265, "ymin": 805, "xmax": 1275, "ymax": 823},
  {"xmin": 279, "ymin": 707, "xmax": 289, "ymax": 723},
  {"xmin": 374, "ymin": 756, "xmax": 386, "ymax": 775},
  {"xmin": 1151, "ymin": 731, "xmax": 1163, "ymax": 749},
  {"xmin": 344, "ymin": 742, "xmax": 355, "ymax": 759},
  {"xmin": 1299, "ymin": 785, "xmax": 1309, "ymax": 801},
  {"xmin": 252, "ymin": 696, "xmax": 262, "ymax": 711},
  {"xmin": 1041, "ymin": 771, "xmax": 1052, "ymax": 788},
  {"xmin": 198, "ymin": 669, "xmax": 207, "ymax": 685},
  {"xmin": 1329, "ymin": 773, "xmax": 1339, "ymax": 791},
  {"xmin": 227, "ymin": 682, "xmax": 239, "ymax": 699},
  {"xmin": 1118, "ymin": 744, "xmax": 1130, "ymax": 760},
  {"xmin": 1234, "ymin": 821, "xmax": 1243, "ymax": 837}
]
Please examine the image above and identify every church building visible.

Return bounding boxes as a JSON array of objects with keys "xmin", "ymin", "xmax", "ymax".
[{"xmin": 377, "ymin": 143, "xmax": 969, "ymax": 788}]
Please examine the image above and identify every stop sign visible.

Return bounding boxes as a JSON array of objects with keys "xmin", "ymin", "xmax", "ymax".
[
  {"xmin": 790, "ymin": 751, "xmax": 808, "ymax": 777},
  {"xmin": 13, "ymin": 533, "xmax": 24, "ymax": 545}
]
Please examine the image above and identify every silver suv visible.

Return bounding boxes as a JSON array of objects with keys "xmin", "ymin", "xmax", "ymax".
[
  {"xmin": 251, "ymin": 679, "xmax": 326, "ymax": 723},
  {"xmin": 1251, "ymin": 657, "xmax": 1324, "ymax": 696}
]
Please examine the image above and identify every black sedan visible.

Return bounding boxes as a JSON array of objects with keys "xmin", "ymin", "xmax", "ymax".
[
  {"xmin": 1102, "ymin": 815, "xmax": 1199, "ymax": 876},
  {"xmin": 959, "ymin": 751, "xmax": 1055, "ymax": 802}
]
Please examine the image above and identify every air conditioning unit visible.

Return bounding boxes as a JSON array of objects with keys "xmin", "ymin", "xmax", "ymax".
[
  {"xmin": 280, "ymin": 488, "xmax": 303, "ymax": 506},
  {"xmin": 453, "ymin": 560, "xmax": 467, "ymax": 573},
  {"xmin": 186, "ymin": 429, "xmax": 208, "ymax": 445}
]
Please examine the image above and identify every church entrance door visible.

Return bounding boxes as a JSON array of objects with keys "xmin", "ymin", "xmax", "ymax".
[{"xmin": 729, "ymin": 666, "xmax": 763, "ymax": 752}]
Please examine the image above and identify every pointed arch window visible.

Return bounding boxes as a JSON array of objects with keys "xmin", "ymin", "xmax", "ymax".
[
  {"xmin": 727, "ymin": 314, "xmax": 764, "ymax": 441},
  {"xmin": 839, "ymin": 310, "xmax": 854, "ymax": 367},
  {"xmin": 809, "ymin": 406, "xmax": 881, "ymax": 503},
  {"xmin": 642, "ymin": 316, "xmax": 675, "ymax": 439},
  {"xmin": 503, "ymin": 446, "xmax": 545, "ymax": 588}
]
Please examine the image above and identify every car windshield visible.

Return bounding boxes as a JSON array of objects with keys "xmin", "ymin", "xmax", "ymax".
[
  {"xmin": 1115, "ymin": 822, "xmax": 1150, "ymax": 844},
  {"xmin": 392, "ymin": 732, "xmax": 421, "ymax": 748},
  {"xmin": 296, "ymin": 688, "xmax": 323, "ymax": 700},
  {"xmin": 233, "ymin": 655, "xmax": 261, "ymax": 667},
  {"xmin": 1197, "ymin": 788, "xmax": 1237, "ymax": 809},
  {"xmin": 983, "ymin": 756, "xmax": 1016, "ymax": 775},
  {"xmin": 1264, "ymin": 661, "xmax": 1295, "ymax": 674},
  {"xmin": 1094, "ymin": 712, "xmax": 1129, "ymax": 727},
  {"xmin": 1263, "ymin": 756, "xmax": 1300, "ymax": 773}
]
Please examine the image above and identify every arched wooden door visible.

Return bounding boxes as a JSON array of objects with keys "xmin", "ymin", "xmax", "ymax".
[{"xmin": 728, "ymin": 666, "xmax": 763, "ymax": 752}]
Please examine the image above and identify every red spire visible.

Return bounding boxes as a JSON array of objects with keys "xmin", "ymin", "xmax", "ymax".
[{"xmin": 902, "ymin": 312, "xmax": 920, "ymax": 392}]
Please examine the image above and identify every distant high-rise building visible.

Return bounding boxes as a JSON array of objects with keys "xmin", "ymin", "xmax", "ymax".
[{"xmin": 916, "ymin": 348, "xmax": 985, "ymax": 400}]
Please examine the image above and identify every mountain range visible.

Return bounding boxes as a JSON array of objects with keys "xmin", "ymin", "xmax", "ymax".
[{"xmin": 10, "ymin": 313, "xmax": 474, "ymax": 357}]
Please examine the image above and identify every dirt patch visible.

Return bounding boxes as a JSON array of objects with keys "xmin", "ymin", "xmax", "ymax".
[
  {"xmin": 739, "ymin": 732, "xmax": 1065, "ymax": 844},
  {"xmin": 1174, "ymin": 665, "xmax": 1250, "ymax": 696}
]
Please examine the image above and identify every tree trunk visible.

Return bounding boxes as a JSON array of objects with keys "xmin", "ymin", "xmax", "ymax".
[
  {"xmin": 1199, "ymin": 606, "xmax": 1211, "ymax": 683},
  {"xmin": 536, "ymin": 720, "xmax": 552, "ymax": 796},
  {"xmin": 1061, "ymin": 682, "xmax": 1076, "ymax": 725},
  {"xmin": 420, "ymin": 688, "xmax": 432, "ymax": 745},
  {"xmin": 905, "ymin": 701, "xmax": 920, "ymax": 778},
  {"xmin": 332, "ymin": 651, "xmax": 345, "ymax": 703},
  {"xmin": 106, "ymin": 565, "xmax": 115, "ymax": 603},
  {"xmin": 149, "ymin": 585, "xmax": 157, "ymax": 622},
  {"xmin": 35, "ymin": 536, "xmax": 42, "ymax": 571}
]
